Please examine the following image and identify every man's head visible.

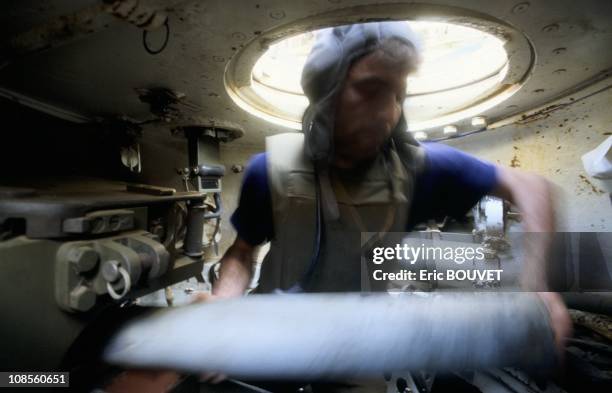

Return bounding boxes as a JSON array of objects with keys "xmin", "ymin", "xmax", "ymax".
[
  {"xmin": 333, "ymin": 38, "xmax": 419, "ymax": 168},
  {"xmin": 300, "ymin": 22, "xmax": 421, "ymax": 168}
]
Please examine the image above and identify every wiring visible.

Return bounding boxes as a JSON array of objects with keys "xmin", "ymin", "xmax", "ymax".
[{"xmin": 142, "ymin": 19, "xmax": 170, "ymax": 55}]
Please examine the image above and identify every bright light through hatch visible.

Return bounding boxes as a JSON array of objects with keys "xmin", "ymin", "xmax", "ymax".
[{"xmin": 239, "ymin": 21, "xmax": 513, "ymax": 132}]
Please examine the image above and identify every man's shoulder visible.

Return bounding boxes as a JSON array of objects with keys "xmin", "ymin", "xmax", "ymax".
[
  {"xmin": 241, "ymin": 153, "xmax": 269, "ymax": 198},
  {"xmin": 420, "ymin": 142, "xmax": 495, "ymax": 175},
  {"xmin": 416, "ymin": 141, "xmax": 497, "ymax": 195},
  {"xmin": 247, "ymin": 152, "xmax": 268, "ymax": 171},
  {"xmin": 408, "ymin": 142, "xmax": 498, "ymax": 224},
  {"xmin": 421, "ymin": 141, "xmax": 467, "ymax": 161},
  {"xmin": 245, "ymin": 152, "xmax": 267, "ymax": 176},
  {"xmin": 230, "ymin": 152, "xmax": 274, "ymax": 245}
]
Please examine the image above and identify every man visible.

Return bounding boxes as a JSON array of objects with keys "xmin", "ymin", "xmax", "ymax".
[
  {"xmin": 214, "ymin": 22, "xmax": 563, "ymax": 295},
  {"xmin": 103, "ymin": 22, "xmax": 570, "ymax": 393},
  {"xmin": 207, "ymin": 21, "xmax": 571, "ymax": 392}
]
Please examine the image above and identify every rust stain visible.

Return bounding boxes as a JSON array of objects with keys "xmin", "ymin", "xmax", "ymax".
[
  {"xmin": 603, "ymin": 132, "xmax": 612, "ymax": 136},
  {"xmin": 516, "ymin": 104, "xmax": 565, "ymax": 125},
  {"xmin": 579, "ymin": 174, "xmax": 605, "ymax": 195}
]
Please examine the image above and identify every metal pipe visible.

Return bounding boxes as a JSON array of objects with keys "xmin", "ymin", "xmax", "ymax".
[
  {"xmin": 183, "ymin": 200, "xmax": 206, "ymax": 257},
  {"xmin": 104, "ymin": 293, "xmax": 557, "ymax": 379},
  {"xmin": 203, "ymin": 193, "xmax": 222, "ymax": 220}
]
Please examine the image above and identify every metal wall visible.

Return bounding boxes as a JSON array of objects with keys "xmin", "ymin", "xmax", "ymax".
[{"xmin": 447, "ymin": 85, "xmax": 612, "ymax": 232}]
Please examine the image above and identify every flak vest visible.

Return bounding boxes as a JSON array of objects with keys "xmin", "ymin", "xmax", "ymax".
[{"xmin": 257, "ymin": 133, "xmax": 424, "ymax": 293}]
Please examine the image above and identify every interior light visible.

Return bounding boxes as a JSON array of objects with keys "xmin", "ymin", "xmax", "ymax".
[
  {"xmin": 443, "ymin": 125, "xmax": 458, "ymax": 135},
  {"xmin": 471, "ymin": 116, "xmax": 488, "ymax": 127},
  {"xmin": 414, "ymin": 131, "xmax": 428, "ymax": 140}
]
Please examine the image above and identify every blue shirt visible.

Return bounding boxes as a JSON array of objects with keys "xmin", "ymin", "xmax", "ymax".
[{"xmin": 231, "ymin": 143, "xmax": 498, "ymax": 246}]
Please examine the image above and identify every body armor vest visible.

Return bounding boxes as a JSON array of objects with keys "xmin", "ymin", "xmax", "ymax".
[{"xmin": 257, "ymin": 133, "xmax": 424, "ymax": 293}]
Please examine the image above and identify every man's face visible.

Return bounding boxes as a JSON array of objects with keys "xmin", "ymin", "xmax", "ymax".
[{"xmin": 333, "ymin": 49, "xmax": 411, "ymax": 168}]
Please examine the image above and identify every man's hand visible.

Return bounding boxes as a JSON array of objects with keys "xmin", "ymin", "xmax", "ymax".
[
  {"xmin": 191, "ymin": 291, "xmax": 220, "ymax": 303},
  {"xmin": 212, "ymin": 236, "xmax": 257, "ymax": 298},
  {"xmin": 189, "ymin": 237, "xmax": 256, "ymax": 383},
  {"xmin": 537, "ymin": 292, "xmax": 573, "ymax": 360},
  {"xmin": 491, "ymin": 167, "xmax": 572, "ymax": 358},
  {"xmin": 492, "ymin": 165, "xmax": 555, "ymax": 291},
  {"xmin": 190, "ymin": 292, "xmax": 228, "ymax": 384},
  {"xmin": 105, "ymin": 369, "xmax": 182, "ymax": 393}
]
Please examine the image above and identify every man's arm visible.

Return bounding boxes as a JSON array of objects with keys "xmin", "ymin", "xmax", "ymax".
[
  {"xmin": 211, "ymin": 152, "xmax": 271, "ymax": 298},
  {"xmin": 490, "ymin": 165, "xmax": 555, "ymax": 291},
  {"xmin": 490, "ymin": 165, "xmax": 572, "ymax": 356},
  {"xmin": 212, "ymin": 236, "xmax": 257, "ymax": 298},
  {"xmin": 414, "ymin": 143, "xmax": 557, "ymax": 290}
]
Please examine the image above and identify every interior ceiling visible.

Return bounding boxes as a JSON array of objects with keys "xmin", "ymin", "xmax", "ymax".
[{"xmin": 0, "ymin": 0, "xmax": 611, "ymax": 146}]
